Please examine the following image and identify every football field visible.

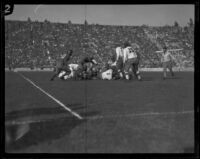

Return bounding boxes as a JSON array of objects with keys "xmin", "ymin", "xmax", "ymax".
[{"xmin": 5, "ymin": 71, "xmax": 194, "ymax": 153}]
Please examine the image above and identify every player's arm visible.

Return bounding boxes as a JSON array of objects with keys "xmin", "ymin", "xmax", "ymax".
[
  {"xmin": 92, "ymin": 58, "xmax": 97, "ymax": 65},
  {"xmin": 63, "ymin": 54, "xmax": 71, "ymax": 64}
]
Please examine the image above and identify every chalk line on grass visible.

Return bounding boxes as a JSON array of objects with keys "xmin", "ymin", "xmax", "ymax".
[
  {"xmin": 6, "ymin": 110, "xmax": 193, "ymax": 125},
  {"xmin": 86, "ymin": 110, "xmax": 194, "ymax": 120},
  {"xmin": 16, "ymin": 73, "xmax": 83, "ymax": 120}
]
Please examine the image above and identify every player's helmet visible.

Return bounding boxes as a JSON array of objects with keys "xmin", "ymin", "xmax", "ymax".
[{"xmin": 124, "ymin": 42, "xmax": 131, "ymax": 48}]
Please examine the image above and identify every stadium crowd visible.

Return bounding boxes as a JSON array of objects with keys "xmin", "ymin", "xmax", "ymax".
[{"xmin": 5, "ymin": 18, "xmax": 194, "ymax": 69}]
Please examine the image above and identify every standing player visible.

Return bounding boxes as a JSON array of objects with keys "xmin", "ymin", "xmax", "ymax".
[
  {"xmin": 111, "ymin": 46, "xmax": 124, "ymax": 79},
  {"xmin": 123, "ymin": 42, "xmax": 142, "ymax": 81},
  {"xmin": 161, "ymin": 46, "xmax": 175, "ymax": 79},
  {"xmin": 50, "ymin": 50, "xmax": 73, "ymax": 81}
]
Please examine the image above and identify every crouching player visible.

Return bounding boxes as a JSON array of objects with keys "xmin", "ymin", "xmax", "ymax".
[
  {"xmin": 98, "ymin": 63, "xmax": 112, "ymax": 80},
  {"xmin": 50, "ymin": 50, "xmax": 73, "ymax": 81},
  {"xmin": 161, "ymin": 46, "xmax": 175, "ymax": 80},
  {"xmin": 79, "ymin": 56, "xmax": 98, "ymax": 79},
  {"xmin": 101, "ymin": 69, "xmax": 113, "ymax": 80},
  {"xmin": 123, "ymin": 42, "xmax": 142, "ymax": 81}
]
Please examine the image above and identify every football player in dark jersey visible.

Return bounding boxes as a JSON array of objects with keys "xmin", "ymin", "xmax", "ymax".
[
  {"xmin": 50, "ymin": 50, "xmax": 73, "ymax": 81},
  {"xmin": 78, "ymin": 56, "xmax": 98, "ymax": 80}
]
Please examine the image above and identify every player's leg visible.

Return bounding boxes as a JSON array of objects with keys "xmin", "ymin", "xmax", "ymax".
[
  {"xmin": 163, "ymin": 62, "xmax": 167, "ymax": 79},
  {"xmin": 50, "ymin": 67, "xmax": 61, "ymax": 81},
  {"xmin": 124, "ymin": 60, "xmax": 131, "ymax": 80},
  {"xmin": 110, "ymin": 65, "xmax": 118, "ymax": 80},
  {"xmin": 116, "ymin": 59, "xmax": 124, "ymax": 79},
  {"xmin": 76, "ymin": 62, "xmax": 84, "ymax": 80},
  {"xmin": 63, "ymin": 70, "xmax": 73, "ymax": 80},
  {"xmin": 54, "ymin": 65, "xmax": 70, "ymax": 80},
  {"xmin": 133, "ymin": 60, "xmax": 142, "ymax": 81},
  {"xmin": 168, "ymin": 61, "xmax": 174, "ymax": 77},
  {"xmin": 82, "ymin": 63, "xmax": 88, "ymax": 80},
  {"xmin": 58, "ymin": 70, "xmax": 66, "ymax": 79},
  {"xmin": 75, "ymin": 66, "xmax": 83, "ymax": 80}
]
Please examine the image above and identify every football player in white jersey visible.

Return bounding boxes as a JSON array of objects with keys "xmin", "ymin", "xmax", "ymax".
[
  {"xmin": 161, "ymin": 46, "xmax": 175, "ymax": 79},
  {"xmin": 123, "ymin": 42, "xmax": 141, "ymax": 81},
  {"xmin": 101, "ymin": 69, "xmax": 113, "ymax": 80},
  {"xmin": 63, "ymin": 64, "xmax": 79, "ymax": 80},
  {"xmin": 98, "ymin": 63, "xmax": 113, "ymax": 80}
]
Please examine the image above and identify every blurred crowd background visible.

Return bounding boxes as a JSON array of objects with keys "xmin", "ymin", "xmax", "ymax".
[{"xmin": 5, "ymin": 18, "xmax": 194, "ymax": 69}]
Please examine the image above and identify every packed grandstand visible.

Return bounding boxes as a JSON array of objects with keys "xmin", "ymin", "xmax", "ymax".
[{"xmin": 5, "ymin": 18, "xmax": 194, "ymax": 69}]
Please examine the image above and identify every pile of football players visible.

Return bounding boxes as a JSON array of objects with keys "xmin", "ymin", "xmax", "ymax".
[{"xmin": 50, "ymin": 42, "xmax": 142, "ymax": 81}]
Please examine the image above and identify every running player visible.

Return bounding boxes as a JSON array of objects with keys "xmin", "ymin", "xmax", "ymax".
[
  {"xmin": 50, "ymin": 50, "xmax": 73, "ymax": 81},
  {"xmin": 123, "ymin": 42, "xmax": 142, "ymax": 81}
]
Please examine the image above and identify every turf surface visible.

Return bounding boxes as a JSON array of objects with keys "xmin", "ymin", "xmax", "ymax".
[{"xmin": 5, "ymin": 71, "xmax": 194, "ymax": 153}]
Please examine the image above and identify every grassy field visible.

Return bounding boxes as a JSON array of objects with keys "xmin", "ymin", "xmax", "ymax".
[{"xmin": 5, "ymin": 71, "xmax": 194, "ymax": 153}]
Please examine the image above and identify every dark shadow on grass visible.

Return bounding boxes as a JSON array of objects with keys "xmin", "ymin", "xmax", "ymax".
[
  {"xmin": 5, "ymin": 103, "xmax": 84, "ymax": 121},
  {"xmin": 5, "ymin": 109, "xmax": 100, "ymax": 152},
  {"xmin": 5, "ymin": 116, "xmax": 84, "ymax": 152}
]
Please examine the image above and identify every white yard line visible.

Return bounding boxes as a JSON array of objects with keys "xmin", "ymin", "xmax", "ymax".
[
  {"xmin": 16, "ymin": 73, "xmax": 83, "ymax": 120},
  {"xmin": 86, "ymin": 110, "xmax": 194, "ymax": 120}
]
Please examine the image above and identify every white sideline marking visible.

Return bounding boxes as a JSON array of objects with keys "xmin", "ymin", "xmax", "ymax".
[
  {"xmin": 87, "ymin": 110, "xmax": 194, "ymax": 120},
  {"xmin": 17, "ymin": 73, "xmax": 83, "ymax": 120},
  {"xmin": 6, "ymin": 110, "xmax": 193, "ymax": 125}
]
